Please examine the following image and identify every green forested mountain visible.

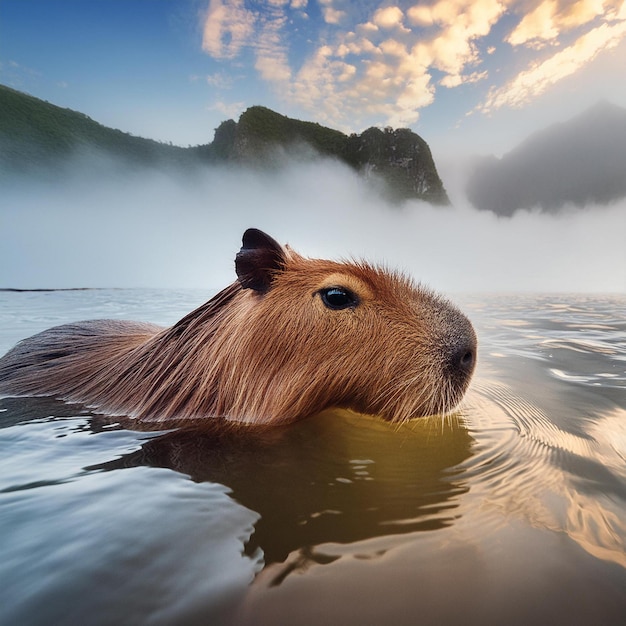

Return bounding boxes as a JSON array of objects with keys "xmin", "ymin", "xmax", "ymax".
[
  {"xmin": 0, "ymin": 85, "xmax": 449, "ymax": 204},
  {"xmin": 0, "ymin": 84, "xmax": 192, "ymax": 173}
]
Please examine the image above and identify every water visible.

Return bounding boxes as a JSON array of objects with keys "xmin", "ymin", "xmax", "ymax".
[{"xmin": 1, "ymin": 289, "xmax": 625, "ymax": 625}]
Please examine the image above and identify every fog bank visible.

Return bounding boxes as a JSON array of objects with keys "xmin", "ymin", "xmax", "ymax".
[{"xmin": 2, "ymin": 158, "xmax": 625, "ymax": 293}]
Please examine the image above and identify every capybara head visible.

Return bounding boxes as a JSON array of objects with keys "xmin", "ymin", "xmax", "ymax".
[
  {"xmin": 0, "ymin": 228, "xmax": 477, "ymax": 425},
  {"xmin": 223, "ymin": 228, "xmax": 477, "ymax": 423}
]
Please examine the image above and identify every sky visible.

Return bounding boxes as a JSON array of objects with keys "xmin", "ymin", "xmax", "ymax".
[
  {"xmin": 1, "ymin": 1, "xmax": 625, "ymax": 293},
  {"xmin": 2, "ymin": 0, "xmax": 626, "ymax": 157}
]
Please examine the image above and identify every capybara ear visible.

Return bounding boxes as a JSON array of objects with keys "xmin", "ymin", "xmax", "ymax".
[{"xmin": 235, "ymin": 228, "xmax": 286, "ymax": 292}]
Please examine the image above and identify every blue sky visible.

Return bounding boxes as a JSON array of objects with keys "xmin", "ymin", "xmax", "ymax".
[{"xmin": 2, "ymin": 0, "xmax": 626, "ymax": 157}]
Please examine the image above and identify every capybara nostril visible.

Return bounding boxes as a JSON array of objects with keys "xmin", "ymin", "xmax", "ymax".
[
  {"xmin": 451, "ymin": 336, "xmax": 477, "ymax": 378},
  {"xmin": 460, "ymin": 348, "xmax": 475, "ymax": 370}
]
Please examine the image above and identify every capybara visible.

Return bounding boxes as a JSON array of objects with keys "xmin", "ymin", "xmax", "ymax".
[{"xmin": 0, "ymin": 229, "xmax": 476, "ymax": 425}]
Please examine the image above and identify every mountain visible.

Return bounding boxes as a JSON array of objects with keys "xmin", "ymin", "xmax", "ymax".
[
  {"xmin": 198, "ymin": 107, "xmax": 449, "ymax": 203},
  {"xmin": 466, "ymin": 101, "xmax": 626, "ymax": 215},
  {"xmin": 0, "ymin": 85, "xmax": 448, "ymax": 205},
  {"xmin": 0, "ymin": 84, "xmax": 193, "ymax": 175}
]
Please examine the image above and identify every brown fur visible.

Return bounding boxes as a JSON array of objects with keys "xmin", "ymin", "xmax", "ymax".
[{"xmin": 0, "ymin": 229, "xmax": 476, "ymax": 425}]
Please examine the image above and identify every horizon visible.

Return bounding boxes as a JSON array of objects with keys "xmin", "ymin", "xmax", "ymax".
[{"xmin": 2, "ymin": 1, "xmax": 626, "ymax": 159}]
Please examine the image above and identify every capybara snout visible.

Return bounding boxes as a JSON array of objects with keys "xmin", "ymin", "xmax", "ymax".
[
  {"xmin": 435, "ymin": 305, "xmax": 477, "ymax": 382},
  {"xmin": 0, "ymin": 228, "xmax": 477, "ymax": 425}
]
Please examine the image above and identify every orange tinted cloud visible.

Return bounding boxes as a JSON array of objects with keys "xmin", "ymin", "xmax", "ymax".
[
  {"xmin": 482, "ymin": 5, "xmax": 626, "ymax": 111},
  {"xmin": 200, "ymin": 0, "xmax": 626, "ymax": 130},
  {"xmin": 507, "ymin": 0, "xmax": 613, "ymax": 47}
]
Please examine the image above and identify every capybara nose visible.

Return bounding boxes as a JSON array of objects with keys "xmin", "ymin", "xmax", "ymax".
[{"xmin": 447, "ymin": 331, "xmax": 477, "ymax": 380}]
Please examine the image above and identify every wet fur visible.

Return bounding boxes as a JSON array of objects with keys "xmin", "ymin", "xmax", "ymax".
[{"xmin": 0, "ymin": 231, "xmax": 476, "ymax": 425}]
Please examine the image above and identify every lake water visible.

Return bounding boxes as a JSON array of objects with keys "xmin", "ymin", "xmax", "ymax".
[{"xmin": 1, "ymin": 289, "xmax": 625, "ymax": 625}]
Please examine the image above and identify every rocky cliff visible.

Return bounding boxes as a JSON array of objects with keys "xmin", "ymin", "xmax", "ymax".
[{"xmin": 200, "ymin": 106, "xmax": 449, "ymax": 204}]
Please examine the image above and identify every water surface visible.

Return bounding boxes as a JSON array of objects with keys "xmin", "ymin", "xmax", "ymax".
[{"xmin": 1, "ymin": 290, "xmax": 625, "ymax": 625}]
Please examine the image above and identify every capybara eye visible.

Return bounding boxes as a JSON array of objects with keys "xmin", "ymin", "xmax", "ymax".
[{"xmin": 319, "ymin": 287, "xmax": 359, "ymax": 310}]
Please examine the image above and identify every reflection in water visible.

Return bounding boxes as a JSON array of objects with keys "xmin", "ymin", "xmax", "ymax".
[
  {"xmin": 1, "ymin": 291, "xmax": 626, "ymax": 625},
  {"xmin": 87, "ymin": 409, "xmax": 474, "ymax": 575},
  {"xmin": 461, "ymin": 293, "xmax": 626, "ymax": 572},
  {"xmin": 467, "ymin": 385, "xmax": 626, "ymax": 568}
]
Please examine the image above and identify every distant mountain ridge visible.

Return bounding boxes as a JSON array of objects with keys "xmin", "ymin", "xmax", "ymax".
[
  {"xmin": 0, "ymin": 85, "xmax": 449, "ymax": 204},
  {"xmin": 466, "ymin": 101, "xmax": 626, "ymax": 215},
  {"xmin": 0, "ymin": 84, "xmax": 193, "ymax": 172}
]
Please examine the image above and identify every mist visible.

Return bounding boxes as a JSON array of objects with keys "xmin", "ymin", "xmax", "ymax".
[{"xmin": 2, "ymin": 156, "xmax": 625, "ymax": 294}]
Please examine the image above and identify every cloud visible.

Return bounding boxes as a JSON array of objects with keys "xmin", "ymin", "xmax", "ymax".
[
  {"xmin": 202, "ymin": 71, "xmax": 235, "ymax": 89},
  {"xmin": 253, "ymin": 8, "xmax": 292, "ymax": 82},
  {"xmin": 199, "ymin": 0, "xmax": 626, "ymax": 131},
  {"xmin": 305, "ymin": 0, "xmax": 506, "ymax": 126},
  {"xmin": 289, "ymin": 45, "xmax": 359, "ymax": 126},
  {"xmin": 373, "ymin": 6, "xmax": 408, "ymax": 31},
  {"xmin": 208, "ymin": 99, "xmax": 245, "ymax": 118},
  {"xmin": 507, "ymin": 0, "xmax": 611, "ymax": 47},
  {"xmin": 417, "ymin": 0, "xmax": 507, "ymax": 84},
  {"xmin": 507, "ymin": 0, "xmax": 562, "ymax": 47},
  {"xmin": 202, "ymin": 0, "xmax": 294, "ymax": 85},
  {"xmin": 440, "ymin": 70, "xmax": 488, "ymax": 88},
  {"xmin": 479, "ymin": 16, "xmax": 626, "ymax": 112},
  {"xmin": 201, "ymin": 0, "xmax": 256, "ymax": 59},
  {"xmin": 320, "ymin": 0, "xmax": 347, "ymax": 26}
]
